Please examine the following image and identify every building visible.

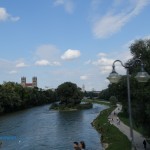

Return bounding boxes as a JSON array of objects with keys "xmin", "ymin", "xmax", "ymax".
[
  {"xmin": 21, "ymin": 77, "xmax": 37, "ymax": 88},
  {"xmin": 82, "ymin": 84, "xmax": 85, "ymax": 92}
]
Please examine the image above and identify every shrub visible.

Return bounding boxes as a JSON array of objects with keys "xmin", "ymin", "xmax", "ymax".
[{"xmin": 109, "ymin": 96, "xmax": 117, "ymax": 106}]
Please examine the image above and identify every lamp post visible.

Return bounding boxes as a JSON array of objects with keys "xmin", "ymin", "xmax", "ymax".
[{"xmin": 107, "ymin": 58, "xmax": 150, "ymax": 150}]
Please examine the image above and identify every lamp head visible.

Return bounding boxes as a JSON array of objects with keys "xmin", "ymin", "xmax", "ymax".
[
  {"xmin": 135, "ymin": 63, "xmax": 150, "ymax": 82},
  {"xmin": 107, "ymin": 66, "xmax": 121, "ymax": 83},
  {"xmin": 135, "ymin": 71, "xmax": 150, "ymax": 82}
]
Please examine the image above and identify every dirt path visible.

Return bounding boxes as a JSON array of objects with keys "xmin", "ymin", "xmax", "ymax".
[{"xmin": 108, "ymin": 104, "xmax": 150, "ymax": 150}]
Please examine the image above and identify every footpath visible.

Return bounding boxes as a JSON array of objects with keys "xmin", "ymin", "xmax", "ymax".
[{"xmin": 108, "ymin": 104, "xmax": 150, "ymax": 150}]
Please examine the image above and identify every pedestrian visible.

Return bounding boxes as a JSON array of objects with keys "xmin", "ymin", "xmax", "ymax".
[
  {"xmin": 116, "ymin": 117, "xmax": 120, "ymax": 125},
  {"xmin": 73, "ymin": 142, "xmax": 81, "ymax": 150},
  {"xmin": 143, "ymin": 139, "xmax": 146, "ymax": 150},
  {"xmin": 79, "ymin": 141, "xmax": 86, "ymax": 150}
]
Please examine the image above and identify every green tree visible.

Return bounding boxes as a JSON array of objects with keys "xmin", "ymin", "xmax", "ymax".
[
  {"xmin": 109, "ymin": 96, "xmax": 117, "ymax": 106},
  {"xmin": 57, "ymin": 82, "xmax": 83, "ymax": 105},
  {"xmin": 105, "ymin": 39, "xmax": 150, "ymax": 136}
]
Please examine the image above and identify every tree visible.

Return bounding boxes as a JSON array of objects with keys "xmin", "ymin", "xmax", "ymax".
[
  {"xmin": 109, "ymin": 96, "xmax": 117, "ymax": 106},
  {"xmin": 0, "ymin": 81, "xmax": 57, "ymax": 114},
  {"xmin": 129, "ymin": 39, "xmax": 150, "ymax": 136},
  {"xmin": 105, "ymin": 38, "xmax": 150, "ymax": 136},
  {"xmin": 56, "ymin": 82, "xmax": 83, "ymax": 105}
]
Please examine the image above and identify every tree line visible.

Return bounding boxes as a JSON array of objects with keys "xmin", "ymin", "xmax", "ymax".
[
  {"xmin": 99, "ymin": 39, "xmax": 150, "ymax": 137},
  {"xmin": 0, "ymin": 82, "xmax": 57, "ymax": 114},
  {"xmin": 0, "ymin": 81, "xmax": 84, "ymax": 114}
]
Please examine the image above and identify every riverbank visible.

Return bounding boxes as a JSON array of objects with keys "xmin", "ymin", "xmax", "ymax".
[
  {"xmin": 92, "ymin": 103, "xmax": 131, "ymax": 150},
  {"xmin": 50, "ymin": 102, "xmax": 92, "ymax": 111}
]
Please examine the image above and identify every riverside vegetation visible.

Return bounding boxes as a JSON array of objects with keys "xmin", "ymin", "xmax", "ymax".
[
  {"xmin": 0, "ymin": 82, "xmax": 57, "ymax": 114},
  {"xmin": 50, "ymin": 82, "xmax": 92, "ymax": 111},
  {"xmin": 0, "ymin": 81, "xmax": 92, "ymax": 114},
  {"xmin": 90, "ymin": 99, "xmax": 131, "ymax": 150}
]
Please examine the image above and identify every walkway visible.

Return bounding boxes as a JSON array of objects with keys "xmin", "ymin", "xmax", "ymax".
[{"xmin": 108, "ymin": 104, "xmax": 150, "ymax": 150}]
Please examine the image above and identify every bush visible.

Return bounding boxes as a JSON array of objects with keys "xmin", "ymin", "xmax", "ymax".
[
  {"xmin": 109, "ymin": 96, "xmax": 117, "ymax": 106},
  {"xmin": 50, "ymin": 103, "xmax": 59, "ymax": 109},
  {"xmin": 76, "ymin": 102, "xmax": 93, "ymax": 109}
]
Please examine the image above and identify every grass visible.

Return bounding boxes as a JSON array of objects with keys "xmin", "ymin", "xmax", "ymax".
[
  {"xmin": 92, "ymin": 107, "xmax": 131, "ymax": 150},
  {"xmin": 118, "ymin": 112, "xmax": 144, "ymax": 135},
  {"xmin": 82, "ymin": 99, "xmax": 111, "ymax": 106}
]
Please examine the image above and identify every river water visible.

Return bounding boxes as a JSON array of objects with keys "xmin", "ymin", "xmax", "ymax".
[{"xmin": 0, "ymin": 103, "xmax": 107, "ymax": 150}]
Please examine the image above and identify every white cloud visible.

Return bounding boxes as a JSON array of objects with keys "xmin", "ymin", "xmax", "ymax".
[
  {"xmin": 92, "ymin": 57, "xmax": 114, "ymax": 66},
  {"xmin": 98, "ymin": 52, "xmax": 107, "ymax": 57},
  {"xmin": 34, "ymin": 44, "xmax": 61, "ymax": 66},
  {"xmin": 0, "ymin": 7, "xmax": 9, "ymax": 21},
  {"xmin": 35, "ymin": 60, "xmax": 50, "ymax": 66},
  {"xmin": 36, "ymin": 44, "xmax": 58, "ymax": 60},
  {"xmin": 35, "ymin": 59, "xmax": 61, "ymax": 66},
  {"xmin": 16, "ymin": 62, "xmax": 27, "ymax": 68},
  {"xmin": 92, "ymin": 50, "xmax": 132, "ymax": 74},
  {"xmin": 61, "ymin": 49, "xmax": 81, "ymax": 60},
  {"xmin": 0, "ymin": 7, "xmax": 20, "ymax": 22},
  {"xmin": 92, "ymin": 0, "xmax": 150, "ymax": 38},
  {"xmin": 50, "ymin": 61, "xmax": 61, "ymax": 66},
  {"xmin": 9, "ymin": 70, "xmax": 18, "ymax": 74},
  {"xmin": 92, "ymin": 57, "xmax": 114, "ymax": 74},
  {"xmin": 80, "ymin": 75, "xmax": 88, "ymax": 80},
  {"xmin": 53, "ymin": 0, "xmax": 74, "ymax": 14}
]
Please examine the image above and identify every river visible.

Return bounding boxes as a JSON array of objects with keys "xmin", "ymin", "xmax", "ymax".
[{"xmin": 0, "ymin": 103, "xmax": 108, "ymax": 150}]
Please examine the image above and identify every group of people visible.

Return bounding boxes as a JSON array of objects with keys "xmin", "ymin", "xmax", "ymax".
[{"xmin": 73, "ymin": 141, "xmax": 86, "ymax": 150}]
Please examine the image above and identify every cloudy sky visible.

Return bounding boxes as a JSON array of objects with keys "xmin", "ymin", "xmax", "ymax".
[{"xmin": 0, "ymin": 0, "xmax": 150, "ymax": 91}]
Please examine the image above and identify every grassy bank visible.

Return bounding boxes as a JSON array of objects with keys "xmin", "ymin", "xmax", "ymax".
[
  {"xmin": 82, "ymin": 99, "xmax": 110, "ymax": 106},
  {"xmin": 92, "ymin": 107, "xmax": 131, "ymax": 150}
]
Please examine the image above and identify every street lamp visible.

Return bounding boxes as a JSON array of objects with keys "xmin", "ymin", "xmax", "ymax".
[{"xmin": 107, "ymin": 58, "xmax": 150, "ymax": 150}]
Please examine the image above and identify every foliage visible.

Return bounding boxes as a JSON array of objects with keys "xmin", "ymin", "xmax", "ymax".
[
  {"xmin": 84, "ymin": 91, "xmax": 99, "ymax": 99},
  {"xmin": 50, "ymin": 102, "xmax": 92, "ymax": 111},
  {"xmin": 76, "ymin": 102, "xmax": 92, "ymax": 109},
  {"xmin": 56, "ymin": 82, "xmax": 83, "ymax": 105},
  {"xmin": 0, "ymin": 82, "xmax": 57, "ymax": 114},
  {"xmin": 99, "ymin": 39, "xmax": 150, "ymax": 137},
  {"xmin": 109, "ymin": 96, "xmax": 118, "ymax": 106},
  {"xmin": 93, "ymin": 107, "xmax": 131, "ymax": 150}
]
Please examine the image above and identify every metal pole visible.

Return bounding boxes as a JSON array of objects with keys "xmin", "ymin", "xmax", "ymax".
[{"xmin": 127, "ymin": 68, "xmax": 135, "ymax": 150}]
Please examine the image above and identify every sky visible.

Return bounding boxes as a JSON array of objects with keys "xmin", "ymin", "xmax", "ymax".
[{"xmin": 0, "ymin": 0, "xmax": 150, "ymax": 91}]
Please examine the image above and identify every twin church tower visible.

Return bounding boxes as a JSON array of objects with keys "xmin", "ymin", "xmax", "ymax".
[{"xmin": 21, "ymin": 77, "xmax": 37, "ymax": 88}]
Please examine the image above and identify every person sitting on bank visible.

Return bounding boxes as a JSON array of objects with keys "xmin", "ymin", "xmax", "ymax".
[
  {"xmin": 73, "ymin": 142, "xmax": 81, "ymax": 150},
  {"xmin": 79, "ymin": 141, "xmax": 86, "ymax": 150}
]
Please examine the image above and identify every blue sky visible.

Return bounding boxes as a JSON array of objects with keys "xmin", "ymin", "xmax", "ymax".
[{"xmin": 0, "ymin": 0, "xmax": 150, "ymax": 91}]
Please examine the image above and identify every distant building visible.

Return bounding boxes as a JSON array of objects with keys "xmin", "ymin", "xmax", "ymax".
[
  {"xmin": 21, "ymin": 77, "xmax": 37, "ymax": 88},
  {"xmin": 82, "ymin": 84, "xmax": 85, "ymax": 92}
]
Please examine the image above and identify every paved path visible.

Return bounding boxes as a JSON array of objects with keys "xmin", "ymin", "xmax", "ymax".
[{"xmin": 108, "ymin": 104, "xmax": 150, "ymax": 150}]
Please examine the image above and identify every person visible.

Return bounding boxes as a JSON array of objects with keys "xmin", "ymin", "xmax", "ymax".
[
  {"xmin": 79, "ymin": 141, "xmax": 86, "ymax": 150},
  {"xmin": 143, "ymin": 139, "xmax": 146, "ymax": 150},
  {"xmin": 73, "ymin": 142, "xmax": 81, "ymax": 150}
]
